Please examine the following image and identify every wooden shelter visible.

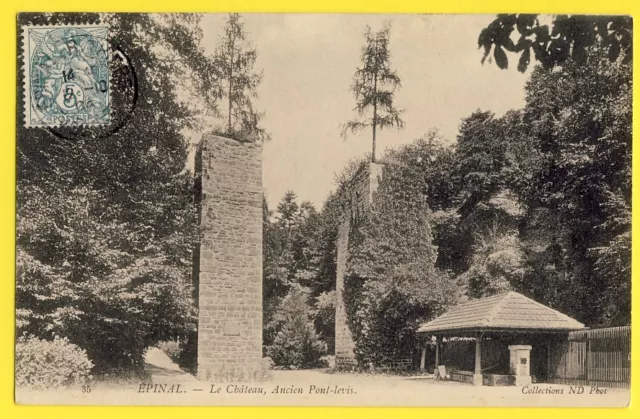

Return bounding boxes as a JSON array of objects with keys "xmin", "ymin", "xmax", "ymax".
[{"xmin": 416, "ymin": 291, "xmax": 585, "ymax": 386}]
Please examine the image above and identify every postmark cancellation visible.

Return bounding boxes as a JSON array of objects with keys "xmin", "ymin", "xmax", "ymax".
[{"xmin": 21, "ymin": 25, "xmax": 110, "ymax": 128}]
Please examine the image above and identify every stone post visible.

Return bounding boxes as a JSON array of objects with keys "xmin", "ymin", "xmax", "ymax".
[
  {"xmin": 195, "ymin": 134, "xmax": 267, "ymax": 382},
  {"xmin": 508, "ymin": 344, "xmax": 533, "ymax": 386},
  {"xmin": 420, "ymin": 345, "xmax": 427, "ymax": 372}
]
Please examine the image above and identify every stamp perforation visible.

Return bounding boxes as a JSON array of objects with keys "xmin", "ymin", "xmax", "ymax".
[{"xmin": 21, "ymin": 23, "xmax": 111, "ymax": 129}]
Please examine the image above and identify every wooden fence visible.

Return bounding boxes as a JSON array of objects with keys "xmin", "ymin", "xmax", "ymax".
[{"xmin": 549, "ymin": 326, "xmax": 630, "ymax": 388}]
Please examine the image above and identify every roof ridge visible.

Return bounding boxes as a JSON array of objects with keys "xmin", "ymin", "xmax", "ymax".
[
  {"xmin": 483, "ymin": 291, "xmax": 511, "ymax": 325},
  {"xmin": 510, "ymin": 292, "xmax": 585, "ymax": 327}
]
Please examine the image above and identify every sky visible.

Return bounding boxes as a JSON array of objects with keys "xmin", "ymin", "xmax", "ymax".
[{"xmin": 198, "ymin": 14, "xmax": 531, "ymax": 210}]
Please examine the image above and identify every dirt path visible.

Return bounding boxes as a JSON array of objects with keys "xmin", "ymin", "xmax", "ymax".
[
  {"xmin": 16, "ymin": 357, "xmax": 630, "ymax": 407},
  {"xmin": 143, "ymin": 347, "xmax": 197, "ymax": 383}
]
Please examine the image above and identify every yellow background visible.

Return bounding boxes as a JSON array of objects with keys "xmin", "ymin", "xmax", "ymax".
[{"xmin": 1, "ymin": 0, "xmax": 637, "ymax": 417}]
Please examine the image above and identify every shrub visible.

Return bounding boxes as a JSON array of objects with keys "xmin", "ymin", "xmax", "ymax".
[
  {"xmin": 314, "ymin": 291, "xmax": 336, "ymax": 354},
  {"xmin": 156, "ymin": 340, "xmax": 181, "ymax": 364},
  {"xmin": 16, "ymin": 335, "xmax": 93, "ymax": 390},
  {"xmin": 319, "ymin": 355, "xmax": 334, "ymax": 369},
  {"xmin": 265, "ymin": 285, "xmax": 327, "ymax": 369},
  {"xmin": 154, "ymin": 334, "xmax": 198, "ymax": 373},
  {"xmin": 177, "ymin": 331, "xmax": 198, "ymax": 373}
]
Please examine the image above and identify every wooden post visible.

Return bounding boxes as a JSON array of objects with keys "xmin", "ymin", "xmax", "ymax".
[
  {"xmin": 547, "ymin": 338, "xmax": 552, "ymax": 381},
  {"xmin": 435, "ymin": 336, "xmax": 442, "ymax": 369},
  {"xmin": 435, "ymin": 335, "xmax": 441, "ymax": 369},
  {"xmin": 586, "ymin": 336, "xmax": 591, "ymax": 381},
  {"xmin": 473, "ymin": 333, "xmax": 483, "ymax": 386},
  {"xmin": 420, "ymin": 344, "xmax": 427, "ymax": 372}
]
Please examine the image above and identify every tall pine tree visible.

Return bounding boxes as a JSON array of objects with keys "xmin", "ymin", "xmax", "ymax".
[
  {"xmin": 213, "ymin": 13, "xmax": 269, "ymax": 142},
  {"xmin": 341, "ymin": 23, "xmax": 404, "ymax": 162}
]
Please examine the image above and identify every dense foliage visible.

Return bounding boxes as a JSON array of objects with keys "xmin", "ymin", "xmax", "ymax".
[
  {"xmin": 266, "ymin": 37, "xmax": 631, "ymax": 368},
  {"xmin": 265, "ymin": 285, "xmax": 328, "ymax": 368},
  {"xmin": 16, "ymin": 335, "xmax": 93, "ymax": 389},
  {"xmin": 426, "ymin": 46, "xmax": 630, "ymax": 326},
  {"xmin": 479, "ymin": 14, "xmax": 632, "ymax": 71},
  {"xmin": 17, "ymin": 13, "xmax": 217, "ymax": 373},
  {"xmin": 515, "ymin": 47, "xmax": 631, "ymax": 325},
  {"xmin": 344, "ymin": 161, "xmax": 461, "ymax": 365},
  {"xmin": 262, "ymin": 192, "xmax": 339, "ymax": 364}
]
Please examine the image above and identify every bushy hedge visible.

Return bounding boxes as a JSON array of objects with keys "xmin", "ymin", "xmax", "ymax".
[{"xmin": 16, "ymin": 335, "xmax": 93, "ymax": 390}]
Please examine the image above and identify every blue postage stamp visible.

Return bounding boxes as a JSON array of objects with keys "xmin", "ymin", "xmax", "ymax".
[{"xmin": 23, "ymin": 25, "xmax": 110, "ymax": 127}]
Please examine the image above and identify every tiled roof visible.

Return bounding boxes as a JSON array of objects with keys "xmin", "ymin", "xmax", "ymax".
[{"xmin": 417, "ymin": 291, "xmax": 585, "ymax": 333}]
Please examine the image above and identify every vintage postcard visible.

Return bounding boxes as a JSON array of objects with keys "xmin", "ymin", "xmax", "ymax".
[{"xmin": 15, "ymin": 12, "xmax": 631, "ymax": 407}]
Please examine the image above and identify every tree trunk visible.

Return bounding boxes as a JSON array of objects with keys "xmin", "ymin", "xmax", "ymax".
[
  {"xmin": 228, "ymin": 35, "xmax": 235, "ymax": 133},
  {"xmin": 228, "ymin": 78, "xmax": 232, "ymax": 133},
  {"xmin": 372, "ymin": 73, "xmax": 378, "ymax": 163}
]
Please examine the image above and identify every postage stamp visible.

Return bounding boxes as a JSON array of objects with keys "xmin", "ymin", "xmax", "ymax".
[{"xmin": 22, "ymin": 25, "xmax": 110, "ymax": 127}]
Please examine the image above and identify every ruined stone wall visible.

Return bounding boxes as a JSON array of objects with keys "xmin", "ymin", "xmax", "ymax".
[
  {"xmin": 335, "ymin": 162, "xmax": 384, "ymax": 368},
  {"xmin": 195, "ymin": 134, "xmax": 267, "ymax": 381},
  {"xmin": 334, "ymin": 217, "xmax": 355, "ymax": 367}
]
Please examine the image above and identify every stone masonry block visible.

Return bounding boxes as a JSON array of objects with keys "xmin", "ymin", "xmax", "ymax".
[{"xmin": 195, "ymin": 134, "xmax": 268, "ymax": 382}]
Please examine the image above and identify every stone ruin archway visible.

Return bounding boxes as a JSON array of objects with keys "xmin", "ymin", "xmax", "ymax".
[{"xmin": 193, "ymin": 133, "xmax": 383, "ymax": 376}]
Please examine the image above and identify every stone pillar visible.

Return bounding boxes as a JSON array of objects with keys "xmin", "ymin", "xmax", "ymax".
[
  {"xmin": 334, "ymin": 216, "xmax": 356, "ymax": 368},
  {"xmin": 335, "ymin": 162, "xmax": 384, "ymax": 369},
  {"xmin": 473, "ymin": 334, "xmax": 483, "ymax": 386},
  {"xmin": 509, "ymin": 344, "xmax": 532, "ymax": 386},
  {"xmin": 195, "ymin": 134, "xmax": 266, "ymax": 382},
  {"xmin": 420, "ymin": 345, "xmax": 427, "ymax": 372}
]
